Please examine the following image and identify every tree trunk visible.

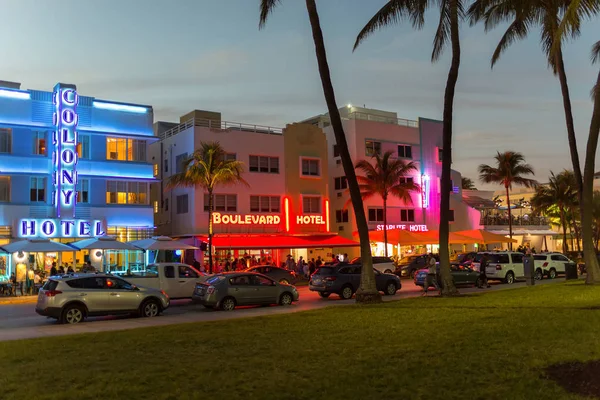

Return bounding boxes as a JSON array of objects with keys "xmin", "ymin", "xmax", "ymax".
[
  {"xmin": 572, "ymin": 215, "xmax": 581, "ymax": 253},
  {"xmin": 506, "ymin": 185, "xmax": 513, "ymax": 251},
  {"xmin": 383, "ymin": 196, "xmax": 388, "ymax": 258},
  {"xmin": 594, "ymin": 224, "xmax": 600, "ymax": 252},
  {"xmin": 305, "ymin": 0, "xmax": 380, "ymax": 302},
  {"xmin": 560, "ymin": 208, "xmax": 568, "ymax": 255},
  {"xmin": 438, "ymin": 0, "xmax": 460, "ymax": 296},
  {"xmin": 208, "ymin": 189, "xmax": 214, "ymax": 274},
  {"xmin": 583, "ymin": 69, "xmax": 600, "ymax": 284}
]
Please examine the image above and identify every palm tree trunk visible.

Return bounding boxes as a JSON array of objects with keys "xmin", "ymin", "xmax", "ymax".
[
  {"xmin": 506, "ymin": 185, "xmax": 513, "ymax": 251},
  {"xmin": 560, "ymin": 208, "xmax": 568, "ymax": 255},
  {"xmin": 208, "ymin": 189, "xmax": 214, "ymax": 274},
  {"xmin": 305, "ymin": 0, "xmax": 380, "ymax": 302},
  {"xmin": 583, "ymin": 69, "xmax": 600, "ymax": 284},
  {"xmin": 594, "ymin": 224, "xmax": 600, "ymax": 252},
  {"xmin": 383, "ymin": 196, "xmax": 388, "ymax": 258},
  {"xmin": 568, "ymin": 217, "xmax": 575, "ymax": 252},
  {"xmin": 438, "ymin": 0, "xmax": 460, "ymax": 296},
  {"xmin": 572, "ymin": 215, "xmax": 581, "ymax": 253}
]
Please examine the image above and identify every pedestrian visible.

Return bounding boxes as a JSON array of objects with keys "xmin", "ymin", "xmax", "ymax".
[
  {"xmin": 422, "ymin": 253, "xmax": 439, "ymax": 296},
  {"xmin": 9, "ymin": 273, "xmax": 17, "ymax": 296},
  {"xmin": 478, "ymin": 254, "xmax": 491, "ymax": 288},
  {"xmin": 309, "ymin": 258, "xmax": 316, "ymax": 276},
  {"xmin": 67, "ymin": 265, "xmax": 74, "ymax": 274},
  {"xmin": 193, "ymin": 258, "xmax": 201, "ymax": 271},
  {"xmin": 297, "ymin": 256, "xmax": 305, "ymax": 275},
  {"xmin": 50, "ymin": 262, "xmax": 58, "ymax": 277},
  {"xmin": 33, "ymin": 270, "xmax": 41, "ymax": 294},
  {"xmin": 58, "ymin": 265, "xmax": 65, "ymax": 274},
  {"xmin": 316, "ymin": 256, "xmax": 322, "ymax": 269},
  {"xmin": 27, "ymin": 267, "xmax": 35, "ymax": 295},
  {"xmin": 303, "ymin": 259, "xmax": 310, "ymax": 279},
  {"xmin": 342, "ymin": 253, "xmax": 349, "ymax": 263}
]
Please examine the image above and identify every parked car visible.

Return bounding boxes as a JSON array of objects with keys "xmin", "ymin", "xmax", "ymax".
[
  {"xmin": 471, "ymin": 252, "xmax": 525, "ymax": 284},
  {"xmin": 453, "ymin": 252, "xmax": 478, "ymax": 267},
  {"xmin": 123, "ymin": 263, "xmax": 208, "ymax": 299},
  {"xmin": 395, "ymin": 254, "xmax": 438, "ymax": 279},
  {"xmin": 309, "ymin": 264, "xmax": 401, "ymax": 299},
  {"xmin": 245, "ymin": 265, "xmax": 296, "ymax": 284},
  {"xmin": 35, "ymin": 274, "xmax": 170, "ymax": 324},
  {"xmin": 349, "ymin": 256, "xmax": 396, "ymax": 274},
  {"xmin": 533, "ymin": 253, "xmax": 576, "ymax": 279},
  {"xmin": 192, "ymin": 272, "xmax": 299, "ymax": 311},
  {"xmin": 414, "ymin": 263, "xmax": 482, "ymax": 288}
]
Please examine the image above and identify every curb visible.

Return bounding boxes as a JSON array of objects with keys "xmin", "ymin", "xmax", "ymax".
[{"xmin": 0, "ymin": 297, "xmax": 37, "ymax": 305}]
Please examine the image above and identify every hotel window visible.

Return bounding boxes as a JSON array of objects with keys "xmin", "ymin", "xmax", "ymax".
[
  {"xmin": 0, "ymin": 128, "xmax": 11, "ymax": 153},
  {"xmin": 175, "ymin": 153, "xmax": 188, "ymax": 174},
  {"xmin": 77, "ymin": 135, "xmax": 90, "ymax": 159},
  {"xmin": 399, "ymin": 177, "xmax": 414, "ymax": 185},
  {"xmin": 204, "ymin": 194, "xmax": 237, "ymax": 212},
  {"xmin": 30, "ymin": 177, "xmax": 46, "ymax": 203},
  {"xmin": 449, "ymin": 209, "xmax": 455, "ymax": 222},
  {"xmin": 302, "ymin": 196, "xmax": 321, "ymax": 214},
  {"xmin": 333, "ymin": 144, "xmax": 340, "ymax": 157},
  {"xmin": 365, "ymin": 140, "xmax": 381, "ymax": 157},
  {"xmin": 224, "ymin": 153, "xmax": 237, "ymax": 161},
  {"xmin": 153, "ymin": 164, "xmax": 159, "ymax": 177},
  {"xmin": 77, "ymin": 179, "xmax": 90, "ymax": 204},
  {"xmin": 301, "ymin": 158, "xmax": 320, "ymax": 177},
  {"xmin": 127, "ymin": 182, "xmax": 148, "ymax": 204},
  {"xmin": 334, "ymin": 176, "xmax": 347, "ymax": 190},
  {"xmin": 176, "ymin": 194, "xmax": 189, "ymax": 214},
  {"xmin": 335, "ymin": 209, "xmax": 349, "ymax": 223},
  {"xmin": 400, "ymin": 209, "xmax": 415, "ymax": 222},
  {"xmin": 106, "ymin": 181, "xmax": 127, "ymax": 204},
  {"xmin": 438, "ymin": 148, "xmax": 443, "ymax": 162},
  {"xmin": 398, "ymin": 145, "xmax": 412, "ymax": 159},
  {"xmin": 106, "ymin": 138, "xmax": 146, "ymax": 161},
  {"xmin": 250, "ymin": 195, "xmax": 280, "ymax": 213},
  {"xmin": 249, "ymin": 155, "xmax": 279, "ymax": 173},
  {"xmin": 164, "ymin": 159, "xmax": 168, "ymax": 173},
  {"xmin": 368, "ymin": 208, "xmax": 384, "ymax": 222},
  {"xmin": 33, "ymin": 131, "xmax": 47, "ymax": 156},
  {"xmin": 0, "ymin": 177, "xmax": 10, "ymax": 202},
  {"xmin": 154, "ymin": 201, "xmax": 159, "ymax": 214}
]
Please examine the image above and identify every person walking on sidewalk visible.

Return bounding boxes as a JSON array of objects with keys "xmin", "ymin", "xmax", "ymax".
[
  {"xmin": 478, "ymin": 254, "xmax": 491, "ymax": 288},
  {"xmin": 422, "ymin": 253, "xmax": 439, "ymax": 296}
]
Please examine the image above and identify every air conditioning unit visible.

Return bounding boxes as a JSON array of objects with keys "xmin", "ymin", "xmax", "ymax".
[
  {"xmin": 337, "ymin": 192, "xmax": 342, "ymax": 198},
  {"xmin": 336, "ymin": 159, "xmax": 341, "ymax": 165},
  {"xmin": 338, "ymin": 226, "xmax": 344, "ymax": 231}
]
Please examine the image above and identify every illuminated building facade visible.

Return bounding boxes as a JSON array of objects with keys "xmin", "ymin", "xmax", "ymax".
[{"xmin": 0, "ymin": 80, "xmax": 156, "ymax": 278}]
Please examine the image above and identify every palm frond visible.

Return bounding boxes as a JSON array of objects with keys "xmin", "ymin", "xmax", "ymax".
[
  {"xmin": 593, "ymin": 40, "xmax": 600, "ymax": 64},
  {"xmin": 432, "ymin": 0, "xmax": 451, "ymax": 62},
  {"xmin": 259, "ymin": 0, "xmax": 282, "ymax": 29},
  {"xmin": 491, "ymin": 17, "xmax": 529, "ymax": 67}
]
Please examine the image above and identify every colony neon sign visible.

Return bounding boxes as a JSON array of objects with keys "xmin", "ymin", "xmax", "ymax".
[
  {"xmin": 376, "ymin": 224, "xmax": 429, "ymax": 232},
  {"xmin": 19, "ymin": 219, "xmax": 105, "ymax": 238},
  {"xmin": 53, "ymin": 86, "xmax": 78, "ymax": 218}
]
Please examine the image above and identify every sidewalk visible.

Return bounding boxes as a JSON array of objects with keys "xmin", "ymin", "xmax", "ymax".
[{"xmin": 0, "ymin": 296, "xmax": 37, "ymax": 305}]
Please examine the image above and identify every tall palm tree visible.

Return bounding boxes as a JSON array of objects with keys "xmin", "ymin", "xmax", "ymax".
[
  {"xmin": 260, "ymin": 0, "xmax": 381, "ymax": 303},
  {"xmin": 531, "ymin": 171, "xmax": 577, "ymax": 254},
  {"xmin": 167, "ymin": 141, "xmax": 248, "ymax": 273},
  {"xmin": 461, "ymin": 177, "xmax": 477, "ymax": 190},
  {"xmin": 354, "ymin": 151, "xmax": 420, "ymax": 257},
  {"xmin": 354, "ymin": 0, "xmax": 466, "ymax": 296},
  {"xmin": 592, "ymin": 190, "xmax": 600, "ymax": 251},
  {"xmin": 478, "ymin": 151, "xmax": 538, "ymax": 248}
]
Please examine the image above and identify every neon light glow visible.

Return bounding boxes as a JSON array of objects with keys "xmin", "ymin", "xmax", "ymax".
[
  {"xmin": 421, "ymin": 174, "xmax": 430, "ymax": 208},
  {"xmin": 212, "ymin": 213, "xmax": 281, "ymax": 225},
  {"xmin": 53, "ymin": 87, "xmax": 78, "ymax": 218},
  {"xmin": 376, "ymin": 224, "xmax": 429, "ymax": 232},
  {"xmin": 93, "ymin": 101, "xmax": 148, "ymax": 114},
  {"xmin": 296, "ymin": 216, "xmax": 326, "ymax": 225},
  {"xmin": 19, "ymin": 219, "xmax": 105, "ymax": 238},
  {"xmin": 0, "ymin": 89, "xmax": 30, "ymax": 100},
  {"xmin": 284, "ymin": 198, "xmax": 290, "ymax": 232},
  {"xmin": 325, "ymin": 199, "xmax": 330, "ymax": 232}
]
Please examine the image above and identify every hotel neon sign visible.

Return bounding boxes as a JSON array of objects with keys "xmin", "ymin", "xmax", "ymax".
[
  {"xmin": 376, "ymin": 224, "xmax": 429, "ymax": 232},
  {"xmin": 421, "ymin": 174, "xmax": 430, "ymax": 208},
  {"xmin": 19, "ymin": 219, "xmax": 105, "ymax": 238}
]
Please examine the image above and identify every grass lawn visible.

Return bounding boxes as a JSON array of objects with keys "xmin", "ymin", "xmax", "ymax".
[{"xmin": 1, "ymin": 282, "xmax": 600, "ymax": 400}]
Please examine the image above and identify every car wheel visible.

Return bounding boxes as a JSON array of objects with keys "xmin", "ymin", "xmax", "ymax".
[
  {"xmin": 534, "ymin": 269, "xmax": 543, "ymax": 280},
  {"xmin": 220, "ymin": 297, "xmax": 236, "ymax": 311},
  {"xmin": 61, "ymin": 304, "xmax": 85, "ymax": 324},
  {"xmin": 340, "ymin": 285, "xmax": 354, "ymax": 300},
  {"xmin": 475, "ymin": 277, "xmax": 482, "ymax": 287},
  {"xmin": 141, "ymin": 299, "xmax": 160, "ymax": 318},
  {"xmin": 384, "ymin": 269, "xmax": 393, "ymax": 274},
  {"xmin": 549, "ymin": 268, "xmax": 557, "ymax": 279},
  {"xmin": 279, "ymin": 279, "xmax": 289, "ymax": 285},
  {"xmin": 505, "ymin": 271, "xmax": 515, "ymax": 284},
  {"xmin": 279, "ymin": 292, "xmax": 293, "ymax": 306},
  {"xmin": 318, "ymin": 292, "xmax": 330, "ymax": 298},
  {"xmin": 385, "ymin": 281, "xmax": 397, "ymax": 296}
]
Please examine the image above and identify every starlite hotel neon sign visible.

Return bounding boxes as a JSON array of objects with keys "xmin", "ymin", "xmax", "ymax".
[{"xmin": 19, "ymin": 85, "xmax": 104, "ymax": 238}]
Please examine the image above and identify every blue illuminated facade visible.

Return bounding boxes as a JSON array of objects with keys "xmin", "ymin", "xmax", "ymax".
[{"xmin": 0, "ymin": 81, "xmax": 156, "ymax": 251}]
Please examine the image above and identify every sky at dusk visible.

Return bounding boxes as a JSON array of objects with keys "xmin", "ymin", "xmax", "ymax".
[{"xmin": 1, "ymin": 0, "xmax": 598, "ymax": 189}]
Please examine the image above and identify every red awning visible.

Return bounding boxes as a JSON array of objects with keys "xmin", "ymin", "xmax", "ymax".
[{"xmin": 199, "ymin": 234, "xmax": 359, "ymax": 249}]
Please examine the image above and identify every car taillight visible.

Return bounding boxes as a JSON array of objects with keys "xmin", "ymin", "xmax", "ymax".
[
  {"xmin": 543, "ymin": 262, "xmax": 548, "ymax": 267},
  {"xmin": 496, "ymin": 265, "xmax": 502, "ymax": 270},
  {"xmin": 45, "ymin": 290, "xmax": 62, "ymax": 297},
  {"xmin": 206, "ymin": 286, "xmax": 216, "ymax": 294},
  {"xmin": 325, "ymin": 276, "xmax": 337, "ymax": 281}
]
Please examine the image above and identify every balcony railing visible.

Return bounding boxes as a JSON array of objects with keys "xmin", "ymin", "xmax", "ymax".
[
  {"xmin": 159, "ymin": 118, "xmax": 283, "ymax": 140},
  {"xmin": 347, "ymin": 111, "xmax": 419, "ymax": 128},
  {"xmin": 480, "ymin": 215, "xmax": 549, "ymax": 226}
]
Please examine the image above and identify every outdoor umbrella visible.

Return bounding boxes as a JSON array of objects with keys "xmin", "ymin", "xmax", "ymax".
[
  {"xmin": 69, "ymin": 236, "xmax": 139, "ymax": 251},
  {"xmin": 452, "ymin": 229, "xmax": 517, "ymax": 244},
  {"xmin": 127, "ymin": 236, "xmax": 199, "ymax": 250},
  {"xmin": 1, "ymin": 239, "xmax": 75, "ymax": 253}
]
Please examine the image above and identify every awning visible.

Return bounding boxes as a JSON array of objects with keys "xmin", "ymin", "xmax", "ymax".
[{"xmin": 199, "ymin": 234, "xmax": 359, "ymax": 249}]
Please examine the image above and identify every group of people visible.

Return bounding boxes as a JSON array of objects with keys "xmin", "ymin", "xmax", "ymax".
[
  {"xmin": 421, "ymin": 252, "xmax": 492, "ymax": 296},
  {"xmin": 284, "ymin": 253, "xmax": 350, "ymax": 279},
  {"xmin": 49, "ymin": 260, "xmax": 96, "ymax": 276},
  {"xmin": 5, "ymin": 266, "xmax": 42, "ymax": 296}
]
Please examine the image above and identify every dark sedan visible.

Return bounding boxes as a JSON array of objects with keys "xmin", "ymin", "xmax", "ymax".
[
  {"xmin": 395, "ymin": 254, "xmax": 438, "ymax": 279},
  {"xmin": 309, "ymin": 264, "xmax": 401, "ymax": 299},
  {"xmin": 245, "ymin": 265, "xmax": 296, "ymax": 284},
  {"xmin": 414, "ymin": 264, "xmax": 481, "ymax": 288}
]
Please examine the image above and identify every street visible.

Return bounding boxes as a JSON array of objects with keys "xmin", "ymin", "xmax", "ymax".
[{"xmin": 0, "ymin": 278, "xmax": 566, "ymax": 342}]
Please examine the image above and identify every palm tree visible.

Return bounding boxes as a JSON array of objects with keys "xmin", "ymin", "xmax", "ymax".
[
  {"xmin": 354, "ymin": 151, "xmax": 420, "ymax": 257},
  {"xmin": 260, "ymin": 0, "xmax": 381, "ymax": 303},
  {"xmin": 354, "ymin": 0, "xmax": 466, "ymax": 296},
  {"xmin": 592, "ymin": 191, "xmax": 600, "ymax": 251},
  {"xmin": 166, "ymin": 141, "xmax": 248, "ymax": 273},
  {"xmin": 461, "ymin": 177, "xmax": 477, "ymax": 190},
  {"xmin": 478, "ymin": 151, "xmax": 538, "ymax": 248},
  {"xmin": 531, "ymin": 171, "xmax": 577, "ymax": 254}
]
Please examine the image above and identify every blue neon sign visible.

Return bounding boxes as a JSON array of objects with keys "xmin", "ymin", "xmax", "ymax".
[
  {"xmin": 19, "ymin": 219, "xmax": 105, "ymax": 238},
  {"xmin": 53, "ymin": 87, "xmax": 78, "ymax": 219},
  {"xmin": 92, "ymin": 101, "xmax": 147, "ymax": 114}
]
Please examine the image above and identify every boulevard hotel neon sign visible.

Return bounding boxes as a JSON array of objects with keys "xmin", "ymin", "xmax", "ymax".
[{"xmin": 19, "ymin": 84, "xmax": 105, "ymax": 238}]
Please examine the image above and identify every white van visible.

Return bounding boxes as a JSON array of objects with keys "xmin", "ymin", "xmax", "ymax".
[
  {"xmin": 472, "ymin": 252, "xmax": 525, "ymax": 284},
  {"xmin": 123, "ymin": 263, "xmax": 208, "ymax": 299}
]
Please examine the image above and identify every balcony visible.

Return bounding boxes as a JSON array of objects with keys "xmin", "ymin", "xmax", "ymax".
[
  {"xmin": 480, "ymin": 215, "xmax": 549, "ymax": 227},
  {"xmin": 159, "ymin": 118, "xmax": 283, "ymax": 140},
  {"xmin": 347, "ymin": 112, "xmax": 418, "ymax": 128}
]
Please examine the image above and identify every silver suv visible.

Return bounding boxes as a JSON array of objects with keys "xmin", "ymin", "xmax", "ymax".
[{"xmin": 36, "ymin": 274, "xmax": 170, "ymax": 324}]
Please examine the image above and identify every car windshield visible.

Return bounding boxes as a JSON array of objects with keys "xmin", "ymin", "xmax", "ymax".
[
  {"xmin": 314, "ymin": 267, "xmax": 336, "ymax": 275},
  {"xmin": 399, "ymin": 256, "xmax": 416, "ymax": 263}
]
